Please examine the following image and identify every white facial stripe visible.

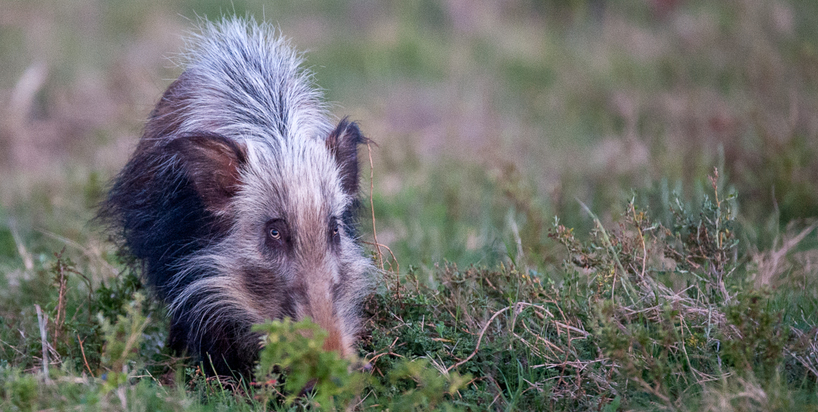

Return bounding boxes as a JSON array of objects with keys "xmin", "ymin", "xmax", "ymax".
[{"xmin": 237, "ymin": 139, "xmax": 348, "ymax": 224}]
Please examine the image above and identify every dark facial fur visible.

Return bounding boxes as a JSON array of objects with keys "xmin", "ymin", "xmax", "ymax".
[{"xmin": 99, "ymin": 18, "xmax": 373, "ymax": 377}]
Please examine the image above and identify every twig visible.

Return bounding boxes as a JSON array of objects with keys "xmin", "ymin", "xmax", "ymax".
[
  {"xmin": 366, "ymin": 141, "xmax": 384, "ymax": 271},
  {"xmin": 532, "ymin": 359, "xmax": 605, "ymax": 370},
  {"xmin": 448, "ymin": 306, "xmax": 512, "ymax": 371},
  {"xmin": 447, "ymin": 302, "xmax": 553, "ymax": 372},
  {"xmin": 520, "ymin": 321, "xmax": 564, "ymax": 357},
  {"xmin": 553, "ymin": 321, "xmax": 590, "ymax": 338},
  {"xmin": 709, "ymin": 168, "xmax": 721, "ymax": 249},
  {"xmin": 367, "ymin": 337, "xmax": 402, "ymax": 365},
  {"xmin": 53, "ymin": 249, "xmax": 68, "ymax": 350},
  {"xmin": 630, "ymin": 202, "xmax": 648, "ymax": 281},
  {"xmin": 362, "ymin": 241, "xmax": 400, "ymax": 276},
  {"xmin": 0, "ymin": 337, "xmax": 26, "ymax": 357},
  {"xmin": 78, "ymin": 334, "xmax": 94, "ymax": 377}
]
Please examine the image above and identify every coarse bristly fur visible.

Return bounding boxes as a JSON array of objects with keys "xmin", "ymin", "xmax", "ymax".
[{"xmin": 99, "ymin": 17, "xmax": 374, "ymax": 377}]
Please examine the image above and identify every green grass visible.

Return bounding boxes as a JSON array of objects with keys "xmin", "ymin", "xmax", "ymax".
[
  {"xmin": 2, "ymin": 168, "xmax": 816, "ymax": 411},
  {"xmin": 1, "ymin": 0, "xmax": 818, "ymax": 410}
]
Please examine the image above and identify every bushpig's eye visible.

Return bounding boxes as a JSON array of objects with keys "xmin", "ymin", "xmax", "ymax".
[
  {"xmin": 331, "ymin": 220, "xmax": 341, "ymax": 244},
  {"xmin": 264, "ymin": 219, "xmax": 288, "ymax": 249}
]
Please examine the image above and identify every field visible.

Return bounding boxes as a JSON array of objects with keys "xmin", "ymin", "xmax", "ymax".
[{"xmin": 1, "ymin": 0, "xmax": 818, "ymax": 410}]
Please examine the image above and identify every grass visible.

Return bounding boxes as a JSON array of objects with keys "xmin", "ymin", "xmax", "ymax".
[
  {"xmin": 1, "ymin": 0, "xmax": 818, "ymax": 410},
  {"xmin": 2, "ymin": 170, "xmax": 816, "ymax": 411}
]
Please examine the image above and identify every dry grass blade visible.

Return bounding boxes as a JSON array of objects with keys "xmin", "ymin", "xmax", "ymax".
[
  {"xmin": 577, "ymin": 198, "xmax": 637, "ymax": 305},
  {"xmin": 35, "ymin": 304, "xmax": 51, "ymax": 383},
  {"xmin": 752, "ymin": 223, "xmax": 817, "ymax": 288},
  {"xmin": 9, "ymin": 219, "xmax": 34, "ymax": 271}
]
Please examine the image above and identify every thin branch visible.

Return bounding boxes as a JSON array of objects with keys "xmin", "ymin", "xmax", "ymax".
[
  {"xmin": 366, "ymin": 141, "xmax": 384, "ymax": 271},
  {"xmin": 448, "ymin": 302, "xmax": 557, "ymax": 372},
  {"xmin": 447, "ymin": 306, "xmax": 512, "ymax": 372},
  {"xmin": 78, "ymin": 334, "xmax": 94, "ymax": 377}
]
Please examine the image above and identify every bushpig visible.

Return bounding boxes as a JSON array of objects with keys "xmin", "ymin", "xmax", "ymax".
[{"xmin": 100, "ymin": 17, "xmax": 373, "ymax": 376}]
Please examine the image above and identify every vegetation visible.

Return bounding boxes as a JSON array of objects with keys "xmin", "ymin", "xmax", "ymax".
[{"xmin": 1, "ymin": 0, "xmax": 817, "ymax": 410}]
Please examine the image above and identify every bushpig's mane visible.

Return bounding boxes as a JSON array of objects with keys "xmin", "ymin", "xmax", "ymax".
[{"xmin": 169, "ymin": 18, "xmax": 333, "ymax": 148}]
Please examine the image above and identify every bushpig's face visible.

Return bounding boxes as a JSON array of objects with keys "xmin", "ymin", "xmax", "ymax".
[
  {"xmin": 167, "ymin": 120, "xmax": 369, "ymax": 358},
  {"xmin": 233, "ymin": 135, "xmax": 361, "ymax": 356}
]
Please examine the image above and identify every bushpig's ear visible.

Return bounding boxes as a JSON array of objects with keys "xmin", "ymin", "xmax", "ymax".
[
  {"xmin": 327, "ymin": 118, "xmax": 367, "ymax": 196},
  {"xmin": 167, "ymin": 133, "xmax": 247, "ymax": 212}
]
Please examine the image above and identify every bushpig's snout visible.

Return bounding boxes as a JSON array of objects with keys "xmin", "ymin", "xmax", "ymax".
[{"xmin": 300, "ymin": 264, "xmax": 352, "ymax": 358}]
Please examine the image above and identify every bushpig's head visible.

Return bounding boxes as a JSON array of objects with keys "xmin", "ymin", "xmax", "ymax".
[{"xmin": 163, "ymin": 118, "xmax": 371, "ymax": 359}]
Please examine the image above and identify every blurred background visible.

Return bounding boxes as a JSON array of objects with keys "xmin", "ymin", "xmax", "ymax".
[{"xmin": 1, "ymin": 0, "xmax": 817, "ymax": 279}]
